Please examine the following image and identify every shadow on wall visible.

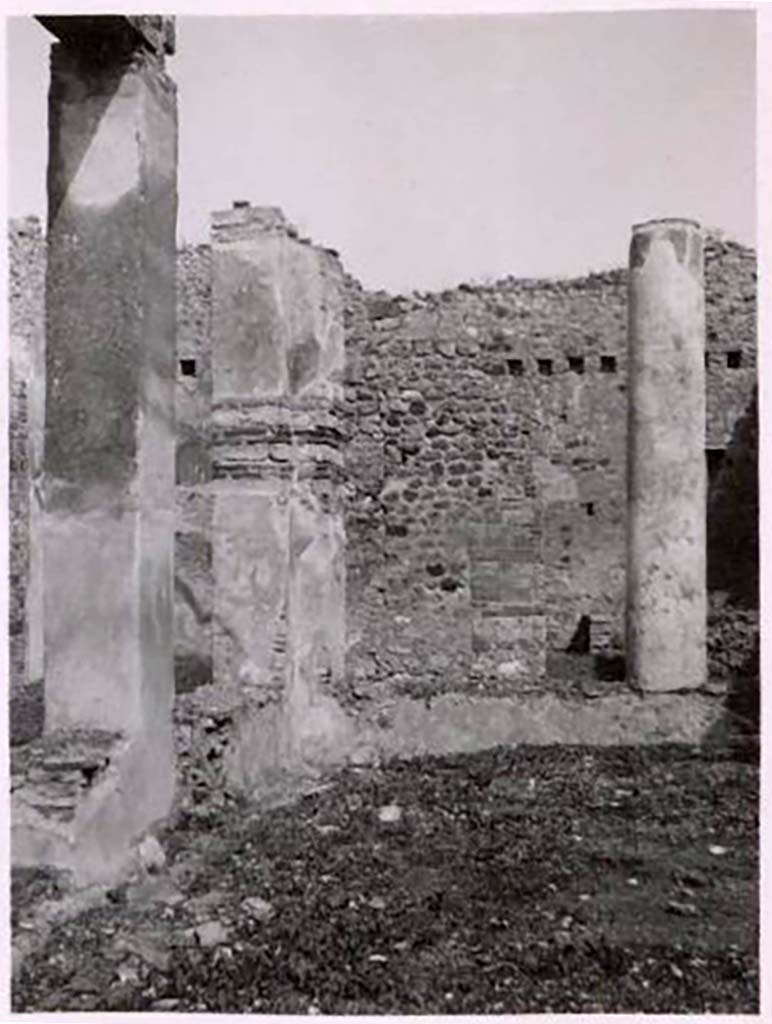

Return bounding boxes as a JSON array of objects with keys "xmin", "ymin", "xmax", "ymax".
[
  {"xmin": 547, "ymin": 615, "xmax": 627, "ymax": 687},
  {"xmin": 707, "ymin": 390, "xmax": 759, "ymax": 608},
  {"xmin": 705, "ymin": 389, "xmax": 759, "ymax": 742},
  {"xmin": 704, "ymin": 607, "xmax": 759, "ymax": 746}
]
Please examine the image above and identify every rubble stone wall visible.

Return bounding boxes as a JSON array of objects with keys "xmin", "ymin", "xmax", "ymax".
[
  {"xmin": 704, "ymin": 236, "xmax": 757, "ymax": 447},
  {"xmin": 9, "ymin": 218, "xmax": 46, "ymax": 745},
  {"xmin": 9, "ymin": 361, "xmax": 29, "ymax": 688},
  {"xmin": 702, "ymin": 237, "xmax": 758, "ymax": 609},
  {"xmin": 341, "ymin": 269, "xmax": 634, "ymax": 703}
]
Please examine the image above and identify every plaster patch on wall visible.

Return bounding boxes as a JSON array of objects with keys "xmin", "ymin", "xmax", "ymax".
[{"xmin": 533, "ymin": 456, "xmax": 580, "ymax": 504}]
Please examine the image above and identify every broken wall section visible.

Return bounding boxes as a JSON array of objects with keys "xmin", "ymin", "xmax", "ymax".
[{"xmin": 208, "ymin": 205, "xmax": 352, "ymax": 796}]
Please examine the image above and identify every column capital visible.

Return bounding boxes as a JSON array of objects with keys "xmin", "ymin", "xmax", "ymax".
[{"xmin": 36, "ymin": 15, "xmax": 175, "ymax": 64}]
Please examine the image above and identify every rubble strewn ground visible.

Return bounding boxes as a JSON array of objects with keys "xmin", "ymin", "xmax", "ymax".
[{"xmin": 13, "ymin": 740, "xmax": 758, "ymax": 1014}]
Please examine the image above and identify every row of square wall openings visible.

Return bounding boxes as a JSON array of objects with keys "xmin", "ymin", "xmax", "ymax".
[
  {"xmin": 177, "ymin": 353, "xmax": 743, "ymax": 380},
  {"xmin": 177, "ymin": 352, "xmax": 616, "ymax": 379},
  {"xmin": 504, "ymin": 350, "xmax": 744, "ymax": 378},
  {"xmin": 506, "ymin": 355, "xmax": 617, "ymax": 377}
]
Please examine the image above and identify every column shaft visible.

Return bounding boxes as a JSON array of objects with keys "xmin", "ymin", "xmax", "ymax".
[{"xmin": 627, "ymin": 218, "xmax": 706, "ymax": 692}]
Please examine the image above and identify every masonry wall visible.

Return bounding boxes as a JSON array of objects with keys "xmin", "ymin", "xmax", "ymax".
[
  {"xmin": 704, "ymin": 235, "xmax": 757, "ymax": 447},
  {"xmin": 9, "ymin": 361, "xmax": 29, "ymax": 688},
  {"xmin": 342, "ymin": 235, "xmax": 757, "ymax": 708},
  {"xmin": 702, "ymin": 236, "xmax": 758, "ymax": 609},
  {"xmin": 7, "ymin": 221, "xmax": 757, "ymax": 741},
  {"xmin": 8, "ymin": 219, "xmax": 45, "ymax": 744},
  {"xmin": 342, "ymin": 271, "xmax": 628, "ymax": 706}
]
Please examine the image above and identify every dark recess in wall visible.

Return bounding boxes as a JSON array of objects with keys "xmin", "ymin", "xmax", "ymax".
[{"xmin": 707, "ymin": 391, "xmax": 758, "ymax": 607}]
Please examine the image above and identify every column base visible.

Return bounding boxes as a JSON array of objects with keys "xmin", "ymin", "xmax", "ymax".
[{"xmin": 11, "ymin": 724, "xmax": 174, "ymax": 887}]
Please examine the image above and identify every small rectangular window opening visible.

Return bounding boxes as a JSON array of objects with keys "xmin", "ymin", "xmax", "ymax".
[
  {"xmin": 537, "ymin": 358, "xmax": 553, "ymax": 377},
  {"xmin": 600, "ymin": 356, "xmax": 617, "ymax": 373},
  {"xmin": 568, "ymin": 356, "xmax": 585, "ymax": 374},
  {"xmin": 704, "ymin": 352, "xmax": 711, "ymax": 369},
  {"xmin": 180, "ymin": 358, "xmax": 197, "ymax": 377},
  {"xmin": 727, "ymin": 350, "xmax": 742, "ymax": 369},
  {"xmin": 585, "ymin": 502, "xmax": 595, "ymax": 517},
  {"xmin": 706, "ymin": 448, "xmax": 726, "ymax": 482},
  {"xmin": 507, "ymin": 358, "xmax": 524, "ymax": 377}
]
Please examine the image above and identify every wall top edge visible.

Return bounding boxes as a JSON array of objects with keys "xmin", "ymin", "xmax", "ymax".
[
  {"xmin": 632, "ymin": 217, "xmax": 702, "ymax": 234},
  {"xmin": 8, "ymin": 215, "xmax": 753, "ymax": 302},
  {"xmin": 210, "ymin": 205, "xmax": 290, "ymax": 232},
  {"xmin": 8, "ymin": 216, "xmax": 42, "ymax": 238}
]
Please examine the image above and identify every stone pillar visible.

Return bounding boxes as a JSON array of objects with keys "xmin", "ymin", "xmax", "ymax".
[
  {"xmin": 14, "ymin": 17, "xmax": 178, "ymax": 883},
  {"xmin": 210, "ymin": 205, "xmax": 351, "ymax": 793},
  {"xmin": 627, "ymin": 218, "xmax": 706, "ymax": 692}
]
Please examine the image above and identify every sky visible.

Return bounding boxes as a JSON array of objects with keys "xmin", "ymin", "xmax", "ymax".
[{"xmin": 6, "ymin": 9, "xmax": 756, "ymax": 293}]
